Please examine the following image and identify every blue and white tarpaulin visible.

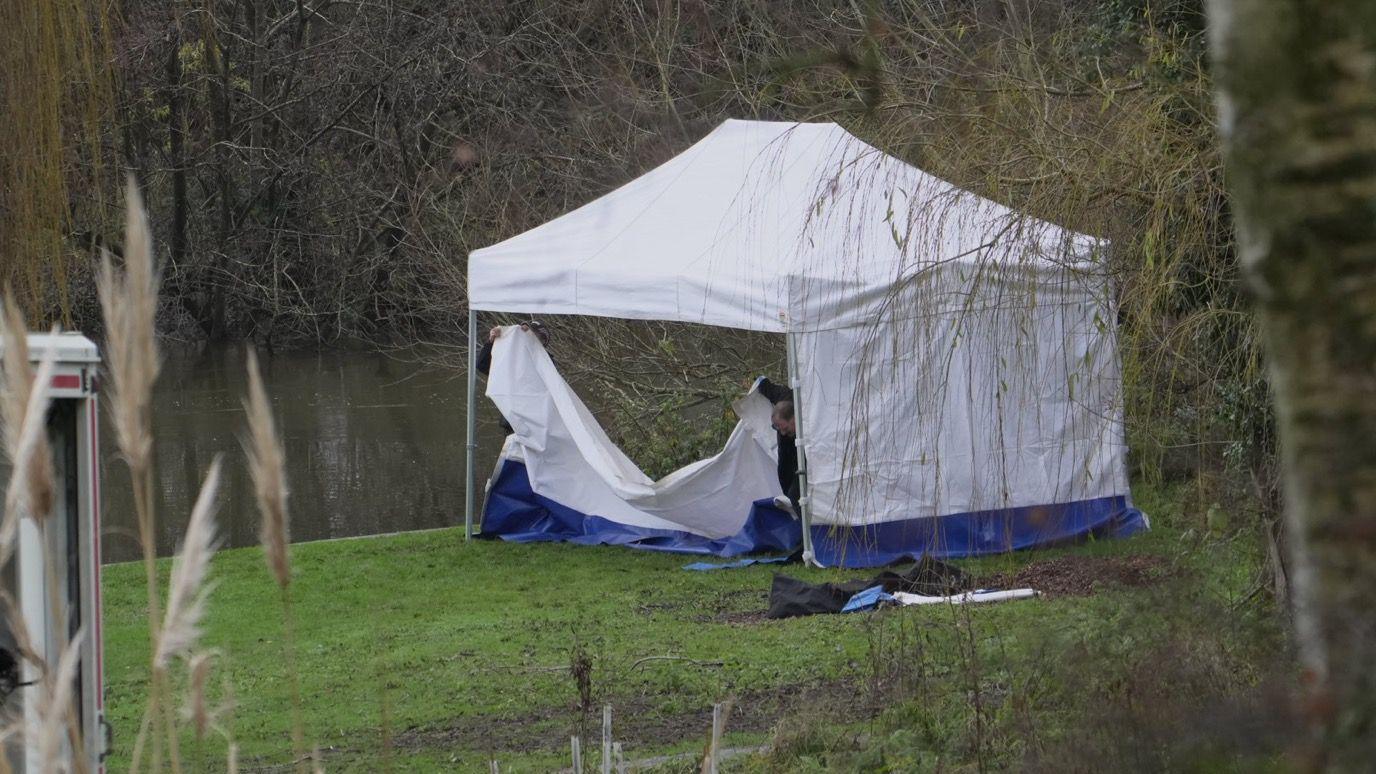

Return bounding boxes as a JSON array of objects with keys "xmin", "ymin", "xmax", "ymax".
[
  {"xmin": 479, "ymin": 328, "xmax": 1145, "ymax": 564},
  {"xmin": 483, "ymin": 328, "xmax": 789, "ymax": 543},
  {"xmin": 482, "ymin": 456, "xmax": 802, "ymax": 556},
  {"xmin": 471, "ymin": 120, "xmax": 1147, "ymax": 565}
]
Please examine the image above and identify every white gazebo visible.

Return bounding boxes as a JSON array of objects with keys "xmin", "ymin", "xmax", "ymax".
[{"xmin": 465, "ymin": 120, "xmax": 1144, "ymax": 567}]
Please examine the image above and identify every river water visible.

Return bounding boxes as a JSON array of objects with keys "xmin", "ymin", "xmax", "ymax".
[{"xmin": 99, "ymin": 347, "xmax": 505, "ymax": 564}]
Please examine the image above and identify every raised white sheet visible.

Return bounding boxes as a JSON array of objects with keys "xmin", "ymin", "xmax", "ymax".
[{"xmin": 485, "ymin": 327, "xmax": 784, "ymax": 539}]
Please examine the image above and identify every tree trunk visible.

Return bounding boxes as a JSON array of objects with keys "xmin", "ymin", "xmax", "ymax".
[
  {"xmin": 1207, "ymin": 0, "xmax": 1376, "ymax": 766},
  {"xmin": 203, "ymin": 2, "xmax": 233, "ymax": 341},
  {"xmin": 166, "ymin": 25, "xmax": 187, "ymax": 272}
]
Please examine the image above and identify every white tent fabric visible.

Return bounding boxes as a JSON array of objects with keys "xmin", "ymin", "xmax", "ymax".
[
  {"xmin": 485, "ymin": 326, "xmax": 783, "ymax": 539},
  {"xmin": 469, "ymin": 120, "xmax": 1100, "ymax": 332},
  {"xmin": 470, "ymin": 120, "xmax": 1133, "ymax": 537}
]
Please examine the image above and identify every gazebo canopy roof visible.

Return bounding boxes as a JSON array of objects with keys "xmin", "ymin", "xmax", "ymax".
[{"xmin": 469, "ymin": 120, "xmax": 1099, "ymax": 333}]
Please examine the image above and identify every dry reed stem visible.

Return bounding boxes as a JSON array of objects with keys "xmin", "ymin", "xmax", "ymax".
[
  {"xmin": 0, "ymin": 590, "xmax": 43, "ymax": 680},
  {"xmin": 0, "ymin": 299, "xmax": 57, "ymax": 568},
  {"xmin": 155, "ymin": 458, "xmax": 222, "ymax": 668},
  {"xmin": 0, "ymin": 726, "xmax": 16, "ymax": 774},
  {"xmin": 0, "ymin": 292, "xmax": 34, "ymax": 448},
  {"xmin": 37, "ymin": 630, "xmax": 83, "ymax": 772},
  {"xmin": 0, "ymin": 303, "xmax": 76, "ymax": 768},
  {"xmin": 0, "ymin": 589, "xmax": 42, "ymax": 773},
  {"xmin": 146, "ymin": 459, "xmax": 223, "ymax": 774},
  {"xmin": 243, "ymin": 349, "xmax": 290, "ymax": 589},
  {"xmin": 184, "ymin": 652, "xmax": 215, "ymax": 741},
  {"xmin": 217, "ymin": 673, "xmax": 238, "ymax": 741},
  {"xmin": 127, "ymin": 699, "xmax": 155, "ymax": 774},
  {"xmin": 241, "ymin": 347, "xmax": 308, "ymax": 770},
  {"xmin": 1, "ymin": 353, "xmax": 56, "ymax": 529}
]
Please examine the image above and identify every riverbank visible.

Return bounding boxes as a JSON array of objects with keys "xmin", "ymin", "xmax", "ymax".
[
  {"xmin": 101, "ymin": 482, "xmax": 1289, "ymax": 771},
  {"xmin": 98, "ymin": 345, "xmax": 505, "ymax": 563}
]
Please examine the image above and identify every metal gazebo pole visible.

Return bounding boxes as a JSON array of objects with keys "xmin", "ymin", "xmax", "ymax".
[
  {"xmin": 784, "ymin": 327, "xmax": 819, "ymax": 566},
  {"xmin": 465, "ymin": 307, "xmax": 478, "ymax": 540}
]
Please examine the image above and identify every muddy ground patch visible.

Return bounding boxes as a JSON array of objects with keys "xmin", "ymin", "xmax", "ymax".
[{"xmin": 983, "ymin": 554, "xmax": 1170, "ymax": 598}]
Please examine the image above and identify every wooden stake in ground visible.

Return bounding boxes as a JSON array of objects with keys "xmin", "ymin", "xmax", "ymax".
[
  {"xmin": 570, "ymin": 735, "xmax": 582, "ymax": 773},
  {"xmin": 601, "ymin": 705, "xmax": 612, "ymax": 774},
  {"xmin": 704, "ymin": 703, "xmax": 722, "ymax": 774},
  {"xmin": 1207, "ymin": 0, "xmax": 1376, "ymax": 766}
]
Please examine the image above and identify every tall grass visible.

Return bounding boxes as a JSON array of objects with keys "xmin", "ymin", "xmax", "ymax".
[
  {"xmin": 95, "ymin": 179, "xmax": 312, "ymax": 771},
  {"xmin": 94, "ymin": 179, "xmax": 253, "ymax": 773}
]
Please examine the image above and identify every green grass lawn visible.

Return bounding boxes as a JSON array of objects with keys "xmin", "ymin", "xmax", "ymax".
[{"xmin": 102, "ymin": 483, "xmax": 1288, "ymax": 772}]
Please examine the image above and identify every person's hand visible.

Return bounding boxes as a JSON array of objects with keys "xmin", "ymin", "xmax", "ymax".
[
  {"xmin": 488, "ymin": 327, "xmax": 502, "ymax": 342},
  {"xmin": 519, "ymin": 324, "xmax": 530, "ymax": 332}
]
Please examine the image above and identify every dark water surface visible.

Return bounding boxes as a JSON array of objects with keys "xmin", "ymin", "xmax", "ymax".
[{"xmin": 99, "ymin": 347, "xmax": 503, "ymax": 564}]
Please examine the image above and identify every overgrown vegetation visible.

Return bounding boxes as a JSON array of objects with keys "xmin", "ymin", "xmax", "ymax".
[
  {"xmin": 1, "ymin": 1, "xmax": 1305, "ymax": 769},
  {"xmin": 35, "ymin": 0, "xmax": 1260, "ymax": 514}
]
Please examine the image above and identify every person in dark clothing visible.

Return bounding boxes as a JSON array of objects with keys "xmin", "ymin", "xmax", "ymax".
[
  {"xmin": 755, "ymin": 376, "xmax": 801, "ymax": 515},
  {"xmin": 476, "ymin": 320, "xmax": 551, "ymax": 433}
]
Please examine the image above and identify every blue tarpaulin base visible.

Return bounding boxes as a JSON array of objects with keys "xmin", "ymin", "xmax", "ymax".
[
  {"xmin": 479, "ymin": 460, "xmax": 801, "ymax": 556},
  {"xmin": 810, "ymin": 496, "xmax": 1148, "ymax": 567},
  {"xmin": 479, "ymin": 460, "xmax": 1147, "ymax": 566}
]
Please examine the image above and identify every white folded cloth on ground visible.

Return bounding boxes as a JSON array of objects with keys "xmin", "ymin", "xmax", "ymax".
[{"xmin": 892, "ymin": 588, "xmax": 1039, "ymax": 606}]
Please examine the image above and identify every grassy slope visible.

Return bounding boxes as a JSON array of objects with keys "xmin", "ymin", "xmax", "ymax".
[{"xmin": 102, "ymin": 483, "xmax": 1283, "ymax": 772}]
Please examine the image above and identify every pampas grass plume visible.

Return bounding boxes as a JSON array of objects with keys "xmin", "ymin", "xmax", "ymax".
[
  {"xmin": 97, "ymin": 176, "xmax": 161, "ymax": 473},
  {"xmin": 0, "ymin": 298, "xmax": 58, "ymax": 559},
  {"xmin": 154, "ymin": 457, "xmax": 222, "ymax": 669},
  {"xmin": 243, "ymin": 349, "xmax": 291, "ymax": 589}
]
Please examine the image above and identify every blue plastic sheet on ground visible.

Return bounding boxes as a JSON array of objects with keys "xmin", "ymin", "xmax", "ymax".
[
  {"xmin": 481, "ymin": 459, "xmax": 1147, "ymax": 566},
  {"xmin": 841, "ymin": 585, "xmax": 897, "ymax": 613},
  {"xmin": 682, "ymin": 556, "xmax": 792, "ymax": 571},
  {"xmin": 480, "ymin": 459, "xmax": 801, "ymax": 556}
]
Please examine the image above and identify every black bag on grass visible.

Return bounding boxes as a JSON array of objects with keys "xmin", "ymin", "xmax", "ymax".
[{"xmin": 766, "ymin": 557, "xmax": 969, "ymax": 619}]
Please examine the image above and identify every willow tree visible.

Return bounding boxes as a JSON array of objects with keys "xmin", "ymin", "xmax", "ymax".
[
  {"xmin": 1207, "ymin": 0, "xmax": 1376, "ymax": 764},
  {"xmin": 0, "ymin": 0, "xmax": 112, "ymax": 323}
]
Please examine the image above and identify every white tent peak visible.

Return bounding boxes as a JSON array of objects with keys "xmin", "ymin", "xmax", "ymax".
[{"xmin": 469, "ymin": 119, "xmax": 1104, "ymax": 334}]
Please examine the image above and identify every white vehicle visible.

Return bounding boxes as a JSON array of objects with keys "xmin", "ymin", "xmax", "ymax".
[{"xmin": 0, "ymin": 333, "xmax": 107, "ymax": 772}]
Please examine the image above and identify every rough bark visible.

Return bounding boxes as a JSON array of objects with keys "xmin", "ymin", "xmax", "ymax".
[
  {"xmin": 1207, "ymin": 0, "xmax": 1376, "ymax": 765},
  {"xmin": 165, "ymin": 25, "xmax": 187, "ymax": 273},
  {"xmin": 203, "ymin": 2, "xmax": 232, "ymax": 341}
]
